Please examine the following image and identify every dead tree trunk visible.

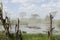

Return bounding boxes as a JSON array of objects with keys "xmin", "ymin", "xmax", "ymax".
[
  {"xmin": 15, "ymin": 19, "xmax": 23, "ymax": 40},
  {"xmin": 49, "ymin": 14, "xmax": 52, "ymax": 40},
  {"xmin": 48, "ymin": 14, "xmax": 55, "ymax": 40}
]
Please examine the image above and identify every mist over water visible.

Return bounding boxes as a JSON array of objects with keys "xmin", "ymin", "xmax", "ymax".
[{"xmin": 0, "ymin": 24, "xmax": 60, "ymax": 34}]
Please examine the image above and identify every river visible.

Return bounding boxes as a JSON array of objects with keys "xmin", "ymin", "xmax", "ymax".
[{"xmin": 0, "ymin": 24, "xmax": 60, "ymax": 34}]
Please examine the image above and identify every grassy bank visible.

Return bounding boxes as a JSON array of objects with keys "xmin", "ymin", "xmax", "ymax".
[
  {"xmin": 23, "ymin": 33, "xmax": 48, "ymax": 40},
  {"xmin": 0, "ymin": 31, "xmax": 60, "ymax": 40}
]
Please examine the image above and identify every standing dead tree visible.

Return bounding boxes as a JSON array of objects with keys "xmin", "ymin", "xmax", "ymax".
[
  {"xmin": 0, "ymin": 2, "xmax": 11, "ymax": 40},
  {"xmin": 15, "ymin": 19, "xmax": 22, "ymax": 40},
  {"xmin": 48, "ymin": 11, "xmax": 57, "ymax": 40}
]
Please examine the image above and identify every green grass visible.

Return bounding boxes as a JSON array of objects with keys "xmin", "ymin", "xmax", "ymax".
[
  {"xmin": 0, "ymin": 31, "xmax": 60, "ymax": 40},
  {"xmin": 22, "ymin": 33, "xmax": 48, "ymax": 40}
]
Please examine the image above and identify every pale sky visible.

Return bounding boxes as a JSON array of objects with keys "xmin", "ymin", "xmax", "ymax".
[{"xmin": 1, "ymin": 0, "xmax": 60, "ymax": 19}]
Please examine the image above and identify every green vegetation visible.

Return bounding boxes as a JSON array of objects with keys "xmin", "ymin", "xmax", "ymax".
[
  {"xmin": 0, "ymin": 31, "xmax": 60, "ymax": 40},
  {"xmin": 23, "ymin": 33, "xmax": 48, "ymax": 40}
]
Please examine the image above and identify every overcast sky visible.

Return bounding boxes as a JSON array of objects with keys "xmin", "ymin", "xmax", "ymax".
[{"xmin": 1, "ymin": 0, "xmax": 60, "ymax": 19}]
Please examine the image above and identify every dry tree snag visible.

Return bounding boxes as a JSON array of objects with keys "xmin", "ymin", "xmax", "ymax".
[
  {"xmin": 48, "ymin": 11, "xmax": 57, "ymax": 40},
  {"xmin": 15, "ymin": 19, "xmax": 23, "ymax": 40}
]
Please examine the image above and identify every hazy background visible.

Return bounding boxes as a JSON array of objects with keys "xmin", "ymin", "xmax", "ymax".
[{"xmin": 0, "ymin": 0, "xmax": 60, "ymax": 34}]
